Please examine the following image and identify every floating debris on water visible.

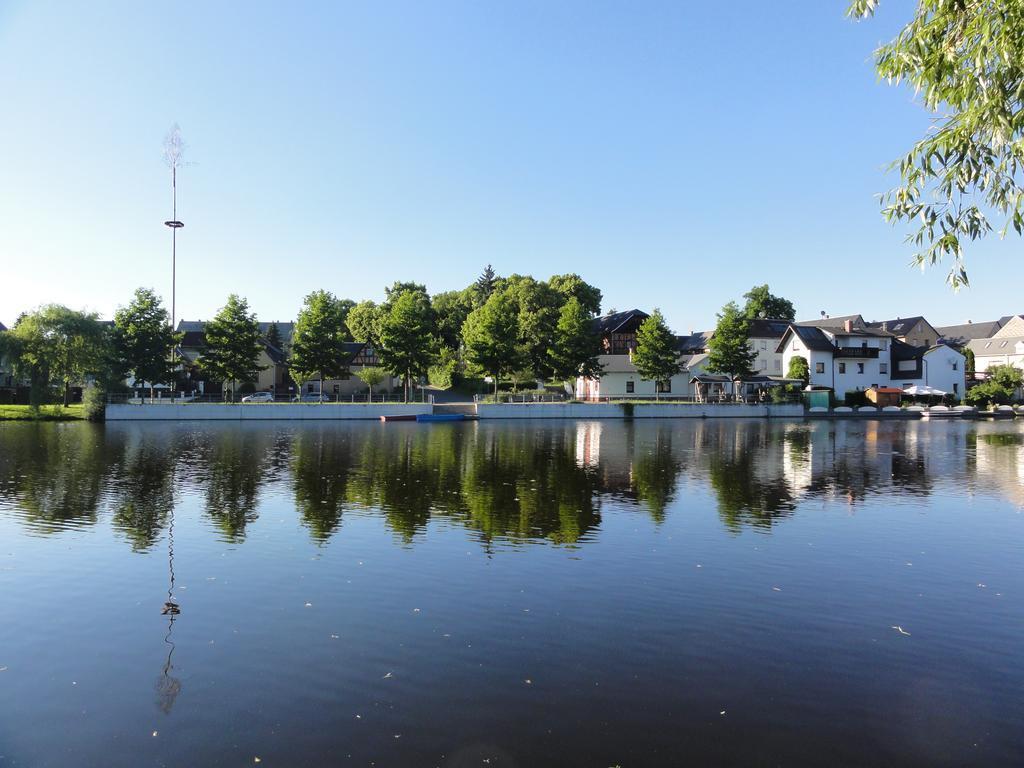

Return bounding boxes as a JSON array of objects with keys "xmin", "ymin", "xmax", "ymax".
[{"xmin": 891, "ymin": 625, "xmax": 911, "ymax": 636}]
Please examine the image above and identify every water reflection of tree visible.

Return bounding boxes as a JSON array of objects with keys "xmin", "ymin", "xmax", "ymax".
[
  {"xmin": 109, "ymin": 434, "xmax": 177, "ymax": 552},
  {"xmin": 629, "ymin": 425, "xmax": 682, "ymax": 523},
  {"xmin": 704, "ymin": 422, "xmax": 795, "ymax": 533},
  {"xmin": 201, "ymin": 429, "xmax": 271, "ymax": 542},
  {"xmin": 0, "ymin": 424, "xmax": 107, "ymax": 533},
  {"xmin": 461, "ymin": 426, "xmax": 600, "ymax": 545},
  {"xmin": 347, "ymin": 426, "xmax": 464, "ymax": 542},
  {"xmin": 290, "ymin": 427, "xmax": 357, "ymax": 542}
]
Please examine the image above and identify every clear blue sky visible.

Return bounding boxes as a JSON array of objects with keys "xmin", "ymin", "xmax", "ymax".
[{"xmin": 1, "ymin": 1, "xmax": 1018, "ymax": 332}]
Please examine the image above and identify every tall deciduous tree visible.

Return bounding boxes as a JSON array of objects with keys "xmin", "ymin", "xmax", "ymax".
[
  {"xmin": 346, "ymin": 300, "xmax": 383, "ymax": 345},
  {"xmin": 201, "ymin": 294, "xmax": 265, "ymax": 401},
  {"xmin": 463, "ymin": 291, "xmax": 521, "ymax": 397},
  {"xmin": 431, "ymin": 289, "xmax": 474, "ymax": 351},
  {"xmin": 548, "ymin": 298, "xmax": 603, "ymax": 397},
  {"xmin": 548, "ymin": 273, "xmax": 602, "ymax": 317},
  {"xmin": 632, "ymin": 309, "xmax": 682, "ymax": 400},
  {"xmin": 707, "ymin": 301, "xmax": 757, "ymax": 386},
  {"xmin": 290, "ymin": 290, "xmax": 349, "ymax": 399},
  {"xmin": 742, "ymin": 284, "xmax": 795, "ymax": 321},
  {"xmin": 849, "ymin": 0, "xmax": 1024, "ymax": 287},
  {"xmin": 114, "ymin": 288, "xmax": 180, "ymax": 401},
  {"xmin": 502, "ymin": 275, "xmax": 562, "ymax": 382},
  {"xmin": 4, "ymin": 305, "xmax": 109, "ymax": 407},
  {"xmin": 378, "ymin": 290, "xmax": 435, "ymax": 402}
]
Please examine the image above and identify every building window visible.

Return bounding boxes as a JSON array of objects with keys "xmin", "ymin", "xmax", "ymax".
[
  {"xmin": 626, "ymin": 380, "xmax": 634, "ymax": 394},
  {"xmin": 838, "ymin": 362, "xmax": 846, "ymax": 374},
  {"xmin": 333, "ymin": 384, "xmax": 340, "ymax": 394},
  {"xmin": 880, "ymin": 340, "xmax": 888, "ymax": 351},
  {"xmin": 761, "ymin": 340, "xmax": 767, "ymax": 350},
  {"xmin": 857, "ymin": 363, "xmax": 865, "ymax": 374},
  {"xmin": 952, "ymin": 362, "xmax": 958, "ymax": 371},
  {"xmin": 954, "ymin": 383, "xmax": 959, "ymax": 394},
  {"xmin": 880, "ymin": 363, "xmax": 887, "ymax": 374},
  {"xmin": 773, "ymin": 359, "xmax": 781, "ymax": 372},
  {"xmin": 656, "ymin": 380, "xmax": 671, "ymax": 393},
  {"xmin": 815, "ymin": 362, "xmax": 825, "ymax": 374}
]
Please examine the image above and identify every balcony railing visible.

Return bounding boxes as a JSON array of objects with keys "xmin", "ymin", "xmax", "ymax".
[{"xmin": 834, "ymin": 346, "xmax": 880, "ymax": 359}]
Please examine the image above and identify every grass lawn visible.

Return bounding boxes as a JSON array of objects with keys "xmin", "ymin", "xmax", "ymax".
[{"xmin": 0, "ymin": 404, "xmax": 85, "ymax": 421}]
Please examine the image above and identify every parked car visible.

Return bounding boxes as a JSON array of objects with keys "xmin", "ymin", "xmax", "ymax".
[
  {"xmin": 293, "ymin": 393, "xmax": 332, "ymax": 403},
  {"xmin": 241, "ymin": 391, "xmax": 275, "ymax": 403}
]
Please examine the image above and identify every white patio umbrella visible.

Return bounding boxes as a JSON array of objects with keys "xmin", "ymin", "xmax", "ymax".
[{"xmin": 903, "ymin": 384, "xmax": 946, "ymax": 396}]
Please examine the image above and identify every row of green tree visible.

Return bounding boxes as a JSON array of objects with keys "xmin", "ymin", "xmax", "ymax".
[{"xmin": 0, "ymin": 269, "xmax": 611, "ymax": 406}]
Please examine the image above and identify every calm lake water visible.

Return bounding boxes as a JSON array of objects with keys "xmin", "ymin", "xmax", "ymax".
[{"xmin": 0, "ymin": 418, "xmax": 1022, "ymax": 767}]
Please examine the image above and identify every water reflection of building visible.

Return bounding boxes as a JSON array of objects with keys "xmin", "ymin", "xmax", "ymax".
[
  {"xmin": 972, "ymin": 429, "xmax": 1024, "ymax": 508},
  {"xmin": 575, "ymin": 421, "xmax": 602, "ymax": 468},
  {"xmin": 4, "ymin": 420, "xmax": 1024, "ymax": 547}
]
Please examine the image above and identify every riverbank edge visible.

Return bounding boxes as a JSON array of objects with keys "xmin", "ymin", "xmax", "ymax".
[
  {"xmin": 475, "ymin": 403, "xmax": 805, "ymax": 419},
  {"xmin": 106, "ymin": 403, "xmax": 433, "ymax": 420}
]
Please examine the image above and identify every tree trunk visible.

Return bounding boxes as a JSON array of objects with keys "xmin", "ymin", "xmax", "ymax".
[
  {"xmin": 63, "ymin": 379, "xmax": 70, "ymax": 408},
  {"xmin": 319, "ymin": 374, "xmax": 324, "ymax": 403}
]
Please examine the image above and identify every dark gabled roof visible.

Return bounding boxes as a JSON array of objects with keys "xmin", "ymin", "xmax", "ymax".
[
  {"xmin": 866, "ymin": 316, "xmax": 930, "ymax": 335},
  {"xmin": 890, "ymin": 339, "xmax": 925, "ymax": 362},
  {"xmin": 264, "ymin": 341, "xmax": 288, "ymax": 365},
  {"xmin": 340, "ymin": 341, "xmax": 368, "ymax": 365},
  {"xmin": 0, "ymin": 321, "xmax": 6, "ymax": 332},
  {"xmin": 796, "ymin": 314, "xmax": 864, "ymax": 329},
  {"xmin": 675, "ymin": 330, "xmax": 713, "ymax": 353},
  {"xmin": 935, "ymin": 320, "xmax": 1002, "ymax": 345},
  {"xmin": 748, "ymin": 318, "xmax": 791, "ymax": 339},
  {"xmin": 835, "ymin": 327, "xmax": 894, "ymax": 338},
  {"xmin": 259, "ymin": 321, "xmax": 295, "ymax": 345},
  {"xmin": 997, "ymin": 315, "xmax": 1024, "ymax": 327},
  {"xmin": 176, "ymin": 319, "xmax": 297, "ymax": 365},
  {"xmin": 777, "ymin": 325, "xmax": 835, "ymax": 354},
  {"xmin": 593, "ymin": 309, "xmax": 649, "ymax": 336}
]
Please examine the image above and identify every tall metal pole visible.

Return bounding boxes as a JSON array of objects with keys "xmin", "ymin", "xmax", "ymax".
[
  {"xmin": 171, "ymin": 164, "xmax": 176, "ymax": 335},
  {"xmin": 163, "ymin": 123, "xmax": 185, "ymax": 355}
]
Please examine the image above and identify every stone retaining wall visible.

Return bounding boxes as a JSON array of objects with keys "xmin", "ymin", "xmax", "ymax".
[
  {"xmin": 106, "ymin": 403, "xmax": 433, "ymax": 421},
  {"xmin": 475, "ymin": 403, "xmax": 804, "ymax": 419}
]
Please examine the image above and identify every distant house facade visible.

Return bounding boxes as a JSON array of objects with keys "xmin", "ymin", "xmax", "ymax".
[
  {"xmin": 295, "ymin": 342, "xmax": 398, "ymax": 398},
  {"xmin": 936, "ymin": 319, "xmax": 1004, "ymax": 347},
  {"xmin": 778, "ymin": 319, "xmax": 965, "ymax": 400},
  {"xmin": 577, "ymin": 310, "xmax": 694, "ymax": 399},
  {"xmin": 175, "ymin": 319, "xmax": 397, "ymax": 398},
  {"xmin": 866, "ymin": 316, "xmax": 940, "ymax": 348},
  {"xmin": 967, "ymin": 315, "xmax": 1024, "ymax": 376},
  {"xmin": 576, "ymin": 312, "xmax": 794, "ymax": 400}
]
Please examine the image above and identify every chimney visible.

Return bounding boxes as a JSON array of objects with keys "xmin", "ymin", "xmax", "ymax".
[
  {"xmin": 820, "ymin": 310, "xmax": 826, "ymax": 318},
  {"xmin": 844, "ymin": 319, "xmax": 853, "ymax": 333},
  {"xmin": 882, "ymin": 321, "xmax": 888, "ymax": 332}
]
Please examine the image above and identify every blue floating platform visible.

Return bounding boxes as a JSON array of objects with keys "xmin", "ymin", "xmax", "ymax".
[{"xmin": 416, "ymin": 413, "xmax": 468, "ymax": 422}]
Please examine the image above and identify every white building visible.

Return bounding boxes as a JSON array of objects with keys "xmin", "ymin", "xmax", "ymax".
[
  {"xmin": 778, "ymin": 320, "xmax": 965, "ymax": 401},
  {"xmin": 967, "ymin": 315, "xmax": 1024, "ymax": 374}
]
